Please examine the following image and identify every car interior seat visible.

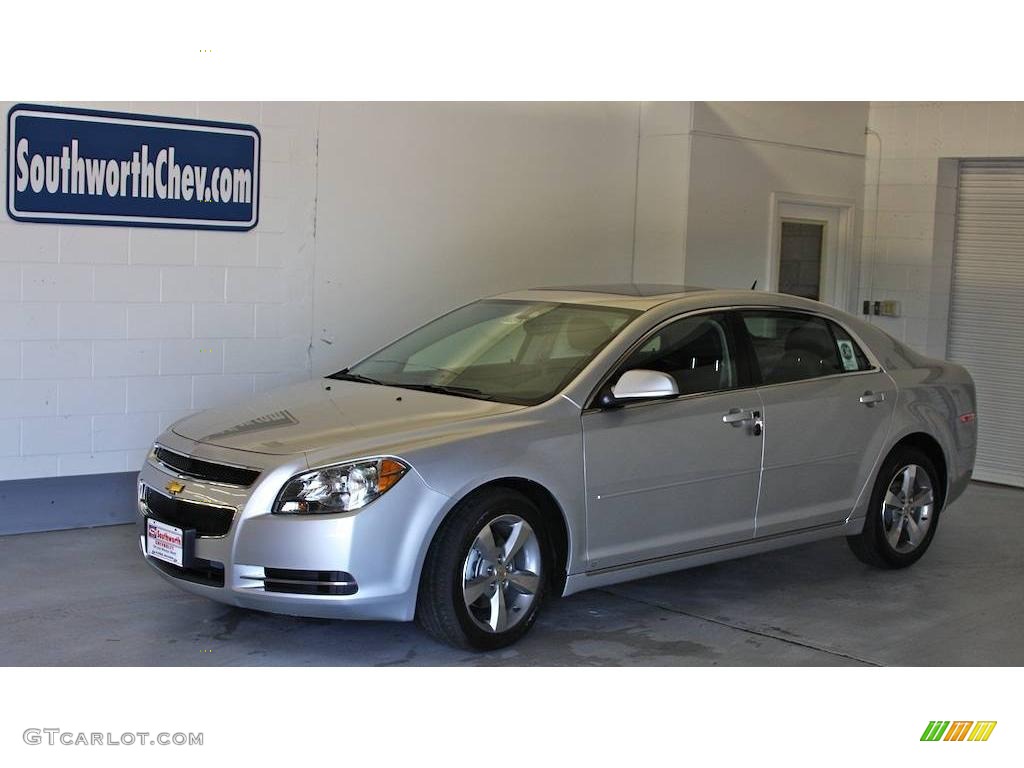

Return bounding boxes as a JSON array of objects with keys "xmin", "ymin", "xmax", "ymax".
[
  {"xmin": 772, "ymin": 324, "xmax": 840, "ymax": 381},
  {"xmin": 565, "ymin": 314, "xmax": 615, "ymax": 355}
]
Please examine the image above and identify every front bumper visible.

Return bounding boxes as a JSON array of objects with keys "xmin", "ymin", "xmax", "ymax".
[{"xmin": 137, "ymin": 433, "xmax": 450, "ymax": 622}]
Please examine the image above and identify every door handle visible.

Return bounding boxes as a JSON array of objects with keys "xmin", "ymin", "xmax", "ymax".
[
  {"xmin": 859, "ymin": 391, "xmax": 886, "ymax": 406},
  {"xmin": 722, "ymin": 408, "xmax": 756, "ymax": 425}
]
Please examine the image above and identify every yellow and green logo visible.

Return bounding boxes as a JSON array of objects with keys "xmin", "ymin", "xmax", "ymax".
[{"xmin": 921, "ymin": 721, "xmax": 997, "ymax": 742}]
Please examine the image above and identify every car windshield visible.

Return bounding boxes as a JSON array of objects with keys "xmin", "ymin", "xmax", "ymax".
[{"xmin": 339, "ymin": 300, "xmax": 640, "ymax": 405}]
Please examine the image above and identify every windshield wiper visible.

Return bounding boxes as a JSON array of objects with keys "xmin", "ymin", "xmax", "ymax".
[
  {"xmin": 391, "ymin": 383, "xmax": 495, "ymax": 400},
  {"xmin": 327, "ymin": 369, "xmax": 384, "ymax": 385},
  {"xmin": 328, "ymin": 369, "xmax": 494, "ymax": 400}
]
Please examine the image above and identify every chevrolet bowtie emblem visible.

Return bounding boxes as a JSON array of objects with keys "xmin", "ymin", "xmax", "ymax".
[{"xmin": 165, "ymin": 480, "xmax": 186, "ymax": 496}]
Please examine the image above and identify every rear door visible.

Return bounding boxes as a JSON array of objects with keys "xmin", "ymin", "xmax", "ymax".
[
  {"xmin": 582, "ymin": 311, "xmax": 764, "ymax": 570},
  {"xmin": 737, "ymin": 310, "xmax": 896, "ymax": 537}
]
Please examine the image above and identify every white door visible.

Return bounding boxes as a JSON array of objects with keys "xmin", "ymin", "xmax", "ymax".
[
  {"xmin": 948, "ymin": 160, "xmax": 1024, "ymax": 487},
  {"xmin": 771, "ymin": 202, "xmax": 842, "ymax": 306}
]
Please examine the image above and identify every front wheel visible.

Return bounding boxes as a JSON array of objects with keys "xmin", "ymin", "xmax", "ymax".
[
  {"xmin": 847, "ymin": 446, "xmax": 943, "ymax": 569},
  {"xmin": 416, "ymin": 489, "xmax": 550, "ymax": 650}
]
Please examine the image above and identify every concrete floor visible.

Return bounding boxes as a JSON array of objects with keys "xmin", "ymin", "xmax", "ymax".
[{"xmin": 2, "ymin": 481, "xmax": 1021, "ymax": 666}]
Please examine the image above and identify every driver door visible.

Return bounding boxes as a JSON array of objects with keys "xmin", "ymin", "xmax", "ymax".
[{"xmin": 582, "ymin": 312, "xmax": 764, "ymax": 571}]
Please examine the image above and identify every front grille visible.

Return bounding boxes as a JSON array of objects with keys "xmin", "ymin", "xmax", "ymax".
[
  {"xmin": 143, "ymin": 486, "xmax": 235, "ymax": 537},
  {"xmin": 262, "ymin": 568, "xmax": 358, "ymax": 596},
  {"xmin": 150, "ymin": 554, "xmax": 225, "ymax": 588},
  {"xmin": 154, "ymin": 446, "xmax": 261, "ymax": 487}
]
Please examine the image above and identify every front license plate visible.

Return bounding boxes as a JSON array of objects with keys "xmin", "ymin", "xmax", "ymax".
[{"xmin": 146, "ymin": 519, "xmax": 185, "ymax": 567}]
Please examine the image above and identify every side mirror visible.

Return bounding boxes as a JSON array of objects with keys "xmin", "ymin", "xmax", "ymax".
[{"xmin": 602, "ymin": 369, "xmax": 679, "ymax": 406}]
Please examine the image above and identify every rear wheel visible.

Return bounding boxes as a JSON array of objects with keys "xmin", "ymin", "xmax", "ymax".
[
  {"xmin": 847, "ymin": 446, "xmax": 943, "ymax": 569},
  {"xmin": 416, "ymin": 488, "xmax": 550, "ymax": 650}
]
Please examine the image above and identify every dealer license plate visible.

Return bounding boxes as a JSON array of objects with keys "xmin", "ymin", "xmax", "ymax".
[{"xmin": 146, "ymin": 519, "xmax": 184, "ymax": 567}]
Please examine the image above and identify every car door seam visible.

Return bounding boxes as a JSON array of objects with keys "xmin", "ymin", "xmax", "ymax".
[{"xmin": 844, "ymin": 373, "xmax": 901, "ymax": 524}]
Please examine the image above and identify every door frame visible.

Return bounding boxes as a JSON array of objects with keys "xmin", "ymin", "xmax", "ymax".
[{"xmin": 766, "ymin": 192, "xmax": 857, "ymax": 311}]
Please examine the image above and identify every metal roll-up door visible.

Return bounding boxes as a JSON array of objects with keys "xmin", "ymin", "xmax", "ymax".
[{"xmin": 948, "ymin": 159, "xmax": 1024, "ymax": 487}]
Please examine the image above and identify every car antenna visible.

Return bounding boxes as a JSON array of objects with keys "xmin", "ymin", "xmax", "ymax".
[{"xmin": 750, "ymin": 280, "xmax": 758, "ymax": 290}]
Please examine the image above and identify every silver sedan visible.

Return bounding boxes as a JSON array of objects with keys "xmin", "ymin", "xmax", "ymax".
[{"xmin": 138, "ymin": 285, "xmax": 977, "ymax": 649}]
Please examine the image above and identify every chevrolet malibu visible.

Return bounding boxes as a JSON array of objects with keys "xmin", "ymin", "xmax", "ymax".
[{"xmin": 138, "ymin": 285, "xmax": 977, "ymax": 649}]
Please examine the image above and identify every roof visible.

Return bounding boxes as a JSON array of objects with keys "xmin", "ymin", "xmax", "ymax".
[
  {"xmin": 492, "ymin": 284, "xmax": 845, "ymax": 315},
  {"xmin": 493, "ymin": 283, "xmax": 708, "ymax": 310},
  {"xmin": 534, "ymin": 283, "xmax": 707, "ymax": 297}
]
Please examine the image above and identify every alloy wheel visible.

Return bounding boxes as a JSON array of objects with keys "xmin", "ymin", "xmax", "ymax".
[
  {"xmin": 880, "ymin": 463, "xmax": 935, "ymax": 554},
  {"xmin": 461, "ymin": 514, "xmax": 543, "ymax": 633}
]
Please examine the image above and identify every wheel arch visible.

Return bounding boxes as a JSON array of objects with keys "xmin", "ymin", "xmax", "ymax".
[
  {"xmin": 427, "ymin": 477, "xmax": 571, "ymax": 596},
  {"xmin": 887, "ymin": 431, "xmax": 949, "ymax": 504}
]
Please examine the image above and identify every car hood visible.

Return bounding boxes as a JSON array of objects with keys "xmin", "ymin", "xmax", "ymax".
[{"xmin": 171, "ymin": 379, "xmax": 524, "ymax": 456}]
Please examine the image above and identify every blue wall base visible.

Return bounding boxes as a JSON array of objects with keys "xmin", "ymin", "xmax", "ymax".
[{"xmin": 0, "ymin": 472, "xmax": 138, "ymax": 535}]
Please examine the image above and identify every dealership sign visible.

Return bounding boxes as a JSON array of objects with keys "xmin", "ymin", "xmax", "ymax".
[{"xmin": 7, "ymin": 104, "xmax": 260, "ymax": 231}]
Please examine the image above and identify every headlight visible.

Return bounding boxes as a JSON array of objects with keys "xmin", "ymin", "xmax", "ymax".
[{"xmin": 273, "ymin": 458, "xmax": 409, "ymax": 514}]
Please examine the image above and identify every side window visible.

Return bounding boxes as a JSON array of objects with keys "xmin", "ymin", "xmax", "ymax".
[
  {"xmin": 741, "ymin": 311, "xmax": 846, "ymax": 385},
  {"xmin": 619, "ymin": 313, "xmax": 737, "ymax": 396},
  {"xmin": 828, "ymin": 320, "xmax": 872, "ymax": 372}
]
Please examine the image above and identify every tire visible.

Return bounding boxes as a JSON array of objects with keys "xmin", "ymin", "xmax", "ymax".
[
  {"xmin": 846, "ymin": 446, "xmax": 943, "ymax": 569},
  {"xmin": 416, "ymin": 488, "xmax": 551, "ymax": 650}
]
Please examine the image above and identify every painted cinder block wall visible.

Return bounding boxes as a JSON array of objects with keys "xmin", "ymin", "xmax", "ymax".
[
  {"xmin": 0, "ymin": 101, "xmax": 643, "ymax": 524},
  {"xmin": 861, "ymin": 102, "xmax": 1024, "ymax": 358},
  {"xmin": 685, "ymin": 101, "xmax": 870, "ymax": 308},
  {"xmin": 309, "ymin": 102, "xmax": 641, "ymax": 373},
  {"xmin": 0, "ymin": 102, "xmax": 318, "ymax": 487},
  {"xmin": 6, "ymin": 100, "xmax": 1003, "ymax": 530},
  {"xmin": 633, "ymin": 101, "xmax": 1022, "ymax": 357},
  {"xmin": 630, "ymin": 101, "xmax": 872, "ymax": 310}
]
